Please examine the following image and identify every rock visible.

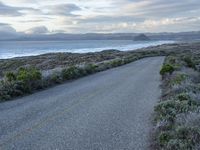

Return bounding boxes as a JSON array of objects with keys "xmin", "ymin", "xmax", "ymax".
[{"xmin": 134, "ymin": 34, "xmax": 150, "ymax": 41}]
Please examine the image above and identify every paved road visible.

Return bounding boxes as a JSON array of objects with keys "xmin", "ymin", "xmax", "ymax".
[{"xmin": 0, "ymin": 57, "xmax": 164, "ymax": 150}]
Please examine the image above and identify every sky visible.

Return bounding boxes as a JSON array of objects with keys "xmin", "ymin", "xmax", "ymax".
[{"xmin": 0, "ymin": 0, "xmax": 200, "ymax": 34}]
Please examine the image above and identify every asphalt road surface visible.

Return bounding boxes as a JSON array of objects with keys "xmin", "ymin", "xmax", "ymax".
[{"xmin": 0, "ymin": 57, "xmax": 164, "ymax": 150}]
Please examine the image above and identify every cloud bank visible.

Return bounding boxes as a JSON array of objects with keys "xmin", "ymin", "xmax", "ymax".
[{"xmin": 0, "ymin": 0, "xmax": 199, "ymax": 34}]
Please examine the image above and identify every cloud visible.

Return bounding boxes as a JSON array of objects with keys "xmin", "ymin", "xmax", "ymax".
[
  {"xmin": 25, "ymin": 26, "xmax": 49, "ymax": 34},
  {"xmin": 122, "ymin": 0, "xmax": 200, "ymax": 18},
  {"xmin": 77, "ymin": 15, "xmax": 144, "ymax": 24},
  {"xmin": 45, "ymin": 3, "xmax": 81, "ymax": 16},
  {"xmin": 0, "ymin": 23, "xmax": 16, "ymax": 33},
  {"xmin": 133, "ymin": 17, "xmax": 200, "ymax": 32},
  {"xmin": 0, "ymin": 0, "xmax": 200, "ymax": 33},
  {"xmin": 0, "ymin": 1, "xmax": 40, "ymax": 17},
  {"xmin": 0, "ymin": 2, "xmax": 22, "ymax": 16},
  {"xmin": 0, "ymin": 23, "xmax": 20, "ymax": 40}
]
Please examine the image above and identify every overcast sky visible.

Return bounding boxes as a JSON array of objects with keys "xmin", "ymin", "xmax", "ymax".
[{"xmin": 0, "ymin": 0, "xmax": 200, "ymax": 34}]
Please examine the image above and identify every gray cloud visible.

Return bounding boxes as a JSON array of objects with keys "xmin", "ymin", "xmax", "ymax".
[
  {"xmin": 0, "ymin": 1, "xmax": 41, "ymax": 16},
  {"xmin": 0, "ymin": 2, "xmax": 22, "ymax": 16},
  {"xmin": 0, "ymin": 0, "xmax": 200, "ymax": 33},
  {"xmin": 123, "ymin": 0, "xmax": 200, "ymax": 18},
  {"xmin": 45, "ymin": 4, "xmax": 81, "ymax": 16},
  {"xmin": 0, "ymin": 23, "xmax": 20, "ymax": 40},
  {"xmin": 0, "ymin": 23, "xmax": 16, "ymax": 33},
  {"xmin": 77, "ymin": 15, "xmax": 145, "ymax": 24}
]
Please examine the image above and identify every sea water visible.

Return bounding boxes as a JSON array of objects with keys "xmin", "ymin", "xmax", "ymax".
[{"xmin": 0, "ymin": 40, "xmax": 174, "ymax": 59}]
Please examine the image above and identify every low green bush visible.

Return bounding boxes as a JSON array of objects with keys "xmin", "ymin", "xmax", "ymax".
[
  {"xmin": 165, "ymin": 126, "xmax": 200, "ymax": 150},
  {"xmin": 168, "ymin": 56, "xmax": 176, "ymax": 64},
  {"xmin": 5, "ymin": 72, "xmax": 16, "ymax": 82},
  {"xmin": 170, "ymin": 74, "xmax": 187, "ymax": 86},
  {"xmin": 155, "ymin": 100, "xmax": 177, "ymax": 121},
  {"xmin": 110, "ymin": 59, "xmax": 124, "ymax": 67},
  {"xmin": 166, "ymin": 139, "xmax": 191, "ymax": 150},
  {"xmin": 177, "ymin": 126, "xmax": 200, "ymax": 142},
  {"xmin": 0, "ymin": 67, "xmax": 42, "ymax": 101},
  {"xmin": 84, "ymin": 64, "xmax": 98, "ymax": 74},
  {"xmin": 158, "ymin": 131, "xmax": 173, "ymax": 146},
  {"xmin": 50, "ymin": 73, "xmax": 62, "ymax": 84},
  {"xmin": 0, "ymin": 80, "xmax": 27, "ymax": 100},
  {"xmin": 176, "ymin": 93, "xmax": 190, "ymax": 101},
  {"xmin": 183, "ymin": 56, "xmax": 196, "ymax": 69},
  {"xmin": 17, "ymin": 67, "xmax": 42, "ymax": 82},
  {"xmin": 62, "ymin": 66, "xmax": 83, "ymax": 80},
  {"xmin": 155, "ymin": 98, "xmax": 198, "ymax": 122},
  {"xmin": 160, "ymin": 64, "xmax": 175, "ymax": 75},
  {"xmin": 16, "ymin": 67, "xmax": 42, "ymax": 92}
]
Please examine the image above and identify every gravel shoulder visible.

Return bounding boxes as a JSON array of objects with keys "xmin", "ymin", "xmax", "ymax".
[{"xmin": 0, "ymin": 57, "xmax": 164, "ymax": 150}]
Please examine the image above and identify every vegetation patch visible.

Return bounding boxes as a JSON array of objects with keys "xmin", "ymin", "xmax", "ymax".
[
  {"xmin": 154, "ymin": 53, "xmax": 200, "ymax": 150},
  {"xmin": 183, "ymin": 56, "xmax": 196, "ymax": 70},
  {"xmin": 0, "ymin": 67, "xmax": 42, "ymax": 100},
  {"xmin": 62, "ymin": 66, "xmax": 83, "ymax": 80},
  {"xmin": 169, "ymin": 74, "xmax": 187, "ymax": 86},
  {"xmin": 160, "ymin": 64, "xmax": 175, "ymax": 75}
]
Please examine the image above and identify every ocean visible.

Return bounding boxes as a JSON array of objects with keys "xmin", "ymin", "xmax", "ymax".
[{"xmin": 0, "ymin": 40, "xmax": 174, "ymax": 59}]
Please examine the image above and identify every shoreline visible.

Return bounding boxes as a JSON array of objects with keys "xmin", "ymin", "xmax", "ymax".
[{"xmin": 0, "ymin": 40, "xmax": 174, "ymax": 60}]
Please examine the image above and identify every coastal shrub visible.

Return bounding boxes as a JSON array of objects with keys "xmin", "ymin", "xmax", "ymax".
[
  {"xmin": 166, "ymin": 56, "xmax": 181, "ymax": 68},
  {"xmin": 155, "ymin": 98, "xmax": 198, "ymax": 122},
  {"xmin": 110, "ymin": 59, "xmax": 123, "ymax": 67},
  {"xmin": 0, "ymin": 80, "xmax": 25, "ymax": 100},
  {"xmin": 183, "ymin": 56, "xmax": 196, "ymax": 69},
  {"xmin": 168, "ymin": 56, "xmax": 176, "ymax": 64},
  {"xmin": 16, "ymin": 67, "xmax": 42, "ymax": 92},
  {"xmin": 5, "ymin": 72, "xmax": 16, "ymax": 82},
  {"xmin": 17, "ymin": 67, "xmax": 42, "ymax": 82},
  {"xmin": 0, "ymin": 67, "xmax": 42, "ymax": 100},
  {"xmin": 50, "ymin": 72, "xmax": 62, "ymax": 84},
  {"xmin": 95, "ymin": 63, "xmax": 109, "ymax": 72},
  {"xmin": 61, "ymin": 66, "xmax": 82, "ymax": 80},
  {"xmin": 158, "ymin": 131, "xmax": 172, "ymax": 146},
  {"xmin": 176, "ymin": 93, "xmax": 190, "ymax": 101},
  {"xmin": 156, "ymin": 122, "xmax": 200, "ymax": 149},
  {"xmin": 170, "ymin": 74, "xmax": 187, "ymax": 86},
  {"xmin": 124, "ymin": 56, "xmax": 136, "ymax": 64},
  {"xmin": 160, "ymin": 64, "xmax": 175, "ymax": 75},
  {"xmin": 178, "ymin": 126, "xmax": 200, "ymax": 142},
  {"xmin": 84, "ymin": 64, "xmax": 98, "ymax": 74},
  {"xmin": 166, "ymin": 139, "xmax": 191, "ymax": 150},
  {"xmin": 155, "ymin": 100, "xmax": 177, "ymax": 121},
  {"xmin": 123, "ymin": 58, "xmax": 132, "ymax": 64},
  {"xmin": 154, "ymin": 53, "xmax": 200, "ymax": 150},
  {"xmin": 166, "ymin": 126, "xmax": 200, "ymax": 150}
]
